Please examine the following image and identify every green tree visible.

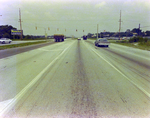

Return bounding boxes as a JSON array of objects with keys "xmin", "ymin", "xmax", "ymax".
[
  {"xmin": 131, "ymin": 28, "xmax": 142, "ymax": 35},
  {"xmin": 145, "ymin": 31, "xmax": 150, "ymax": 36},
  {"xmin": 0, "ymin": 25, "xmax": 17, "ymax": 38},
  {"xmin": 87, "ymin": 33, "xmax": 94, "ymax": 38},
  {"xmin": 3, "ymin": 33, "xmax": 10, "ymax": 38}
]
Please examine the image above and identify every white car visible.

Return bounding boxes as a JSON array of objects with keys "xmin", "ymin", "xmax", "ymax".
[
  {"xmin": 94, "ymin": 38, "xmax": 110, "ymax": 47},
  {"xmin": 0, "ymin": 38, "xmax": 12, "ymax": 44}
]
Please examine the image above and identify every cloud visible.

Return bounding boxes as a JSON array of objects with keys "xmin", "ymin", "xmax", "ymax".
[
  {"xmin": 0, "ymin": 0, "xmax": 150, "ymax": 36},
  {"xmin": 124, "ymin": 0, "xmax": 150, "ymax": 9},
  {"xmin": 95, "ymin": 1, "xmax": 106, "ymax": 8}
]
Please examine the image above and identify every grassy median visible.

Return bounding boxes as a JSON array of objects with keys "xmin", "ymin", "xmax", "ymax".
[
  {"xmin": 88, "ymin": 37, "xmax": 150, "ymax": 51},
  {"xmin": 0, "ymin": 41, "xmax": 47, "ymax": 50},
  {"xmin": 110, "ymin": 39, "xmax": 150, "ymax": 51}
]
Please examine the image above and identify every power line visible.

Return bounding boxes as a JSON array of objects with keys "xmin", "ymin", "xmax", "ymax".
[{"xmin": 141, "ymin": 26, "xmax": 150, "ymax": 28}]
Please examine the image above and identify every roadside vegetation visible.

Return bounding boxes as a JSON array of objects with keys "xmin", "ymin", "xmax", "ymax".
[
  {"xmin": 111, "ymin": 37, "xmax": 150, "ymax": 51},
  {"xmin": 0, "ymin": 41, "xmax": 47, "ymax": 50},
  {"xmin": 0, "ymin": 25, "xmax": 49, "ymax": 40},
  {"xmin": 0, "ymin": 25, "xmax": 52, "ymax": 50},
  {"xmin": 88, "ymin": 37, "xmax": 150, "ymax": 51},
  {"xmin": 11, "ymin": 38, "xmax": 47, "ymax": 41}
]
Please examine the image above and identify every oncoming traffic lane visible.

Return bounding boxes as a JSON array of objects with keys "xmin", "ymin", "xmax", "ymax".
[{"xmin": 0, "ymin": 40, "xmax": 47, "ymax": 46}]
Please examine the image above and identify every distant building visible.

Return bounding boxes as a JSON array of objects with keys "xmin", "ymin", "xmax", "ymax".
[
  {"xmin": 92, "ymin": 34, "xmax": 96, "ymax": 38},
  {"xmin": 126, "ymin": 29, "xmax": 130, "ymax": 33},
  {"xmin": 132, "ymin": 33, "xmax": 138, "ymax": 37},
  {"xmin": 103, "ymin": 33, "xmax": 110, "ymax": 37}
]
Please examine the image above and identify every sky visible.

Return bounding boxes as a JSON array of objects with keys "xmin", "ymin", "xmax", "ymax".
[{"xmin": 0, "ymin": 0, "xmax": 150, "ymax": 37}]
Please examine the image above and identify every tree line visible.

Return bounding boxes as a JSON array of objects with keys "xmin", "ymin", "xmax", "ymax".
[
  {"xmin": 0, "ymin": 25, "xmax": 18, "ymax": 39},
  {"xmin": 1, "ymin": 25, "xmax": 150, "ymax": 39},
  {"xmin": 87, "ymin": 28, "xmax": 150, "ymax": 38},
  {"xmin": 0, "ymin": 25, "xmax": 45, "ymax": 40}
]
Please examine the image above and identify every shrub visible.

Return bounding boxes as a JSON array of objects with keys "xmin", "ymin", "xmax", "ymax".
[
  {"xmin": 120, "ymin": 40, "xmax": 128, "ymax": 43},
  {"xmin": 129, "ymin": 37, "xmax": 135, "ymax": 43},
  {"xmin": 139, "ymin": 41, "xmax": 150, "ymax": 46},
  {"xmin": 129, "ymin": 37, "xmax": 148, "ymax": 43}
]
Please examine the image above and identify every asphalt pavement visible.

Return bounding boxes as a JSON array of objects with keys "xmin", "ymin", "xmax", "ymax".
[
  {"xmin": 0, "ymin": 40, "xmax": 55, "ymax": 59},
  {"xmin": 0, "ymin": 39, "xmax": 150, "ymax": 118},
  {"xmin": 0, "ymin": 39, "xmax": 49, "ymax": 46}
]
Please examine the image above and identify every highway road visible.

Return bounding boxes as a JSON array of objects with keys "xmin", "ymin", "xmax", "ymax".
[
  {"xmin": 0, "ymin": 40, "xmax": 55, "ymax": 59},
  {"xmin": 0, "ymin": 38, "xmax": 150, "ymax": 118}
]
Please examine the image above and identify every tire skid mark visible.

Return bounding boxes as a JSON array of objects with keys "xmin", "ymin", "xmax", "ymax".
[{"xmin": 70, "ymin": 41, "xmax": 97, "ymax": 118}]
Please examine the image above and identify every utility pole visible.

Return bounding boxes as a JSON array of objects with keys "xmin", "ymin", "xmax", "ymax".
[
  {"xmin": 138, "ymin": 24, "xmax": 140, "ymax": 36},
  {"xmin": 119, "ymin": 10, "xmax": 122, "ymax": 40},
  {"xmin": 97, "ymin": 24, "xmax": 98, "ymax": 39},
  {"xmin": 19, "ymin": 8, "xmax": 23, "ymax": 40},
  {"xmin": 44, "ymin": 28, "xmax": 47, "ymax": 38}
]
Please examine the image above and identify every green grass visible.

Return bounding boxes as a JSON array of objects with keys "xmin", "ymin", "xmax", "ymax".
[
  {"xmin": 11, "ymin": 38, "xmax": 46, "ymax": 41},
  {"xmin": 112, "ymin": 40, "xmax": 150, "ymax": 51},
  {"xmin": 0, "ymin": 41, "xmax": 47, "ymax": 50},
  {"xmin": 88, "ymin": 38, "xmax": 97, "ymax": 40},
  {"xmin": 87, "ymin": 37, "xmax": 150, "ymax": 51}
]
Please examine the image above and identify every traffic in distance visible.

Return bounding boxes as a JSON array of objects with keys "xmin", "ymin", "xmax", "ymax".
[
  {"xmin": 0, "ymin": 35, "xmax": 110, "ymax": 48},
  {"xmin": 52, "ymin": 34, "xmax": 111, "ymax": 48},
  {"xmin": 94, "ymin": 38, "xmax": 110, "ymax": 47}
]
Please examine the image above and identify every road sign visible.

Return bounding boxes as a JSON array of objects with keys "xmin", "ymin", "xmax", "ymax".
[{"xmin": 11, "ymin": 29, "xmax": 23, "ymax": 35}]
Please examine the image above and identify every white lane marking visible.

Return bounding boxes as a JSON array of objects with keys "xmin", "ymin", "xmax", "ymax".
[
  {"xmin": 0, "ymin": 99, "xmax": 14, "ymax": 112},
  {"xmin": 83, "ymin": 41, "xmax": 150, "ymax": 98},
  {"xmin": 38, "ymin": 48, "xmax": 63, "ymax": 52},
  {"xmin": 87, "ymin": 40, "xmax": 150, "ymax": 61},
  {"xmin": 0, "ymin": 41, "xmax": 75, "ymax": 117}
]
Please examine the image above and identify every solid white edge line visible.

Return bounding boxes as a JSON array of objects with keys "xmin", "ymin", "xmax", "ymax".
[
  {"xmin": 0, "ymin": 41, "xmax": 75, "ymax": 117},
  {"xmin": 83, "ymin": 41, "xmax": 150, "ymax": 98}
]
